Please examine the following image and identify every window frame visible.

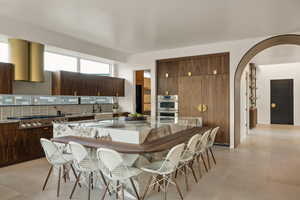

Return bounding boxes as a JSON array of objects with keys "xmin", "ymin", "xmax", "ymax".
[
  {"xmin": 44, "ymin": 51, "xmax": 112, "ymax": 76},
  {"xmin": 79, "ymin": 57, "xmax": 112, "ymax": 76},
  {"xmin": 44, "ymin": 51, "xmax": 78, "ymax": 73}
]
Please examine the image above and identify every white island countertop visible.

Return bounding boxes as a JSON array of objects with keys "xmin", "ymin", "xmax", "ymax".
[{"xmin": 53, "ymin": 117, "xmax": 202, "ymax": 144}]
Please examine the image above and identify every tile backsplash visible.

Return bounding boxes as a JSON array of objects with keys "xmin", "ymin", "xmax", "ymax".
[{"xmin": 0, "ymin": 104, "xmax": 113, "ymax": 120}]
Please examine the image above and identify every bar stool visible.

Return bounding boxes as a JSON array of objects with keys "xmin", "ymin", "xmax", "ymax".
[
  {"xmin": 68, "ymin": 142, "xmax": 107, "ymax": 200},
  {"xmin": 207, "ymin": 127, "xmax": 220, "ymax": 165},
  {"xmin": 97, "ymin": 148, "xmax": 142, "ymax": 200},
  {"xmin": 195, "ymin": 130, "xmax": 211, "ymax": 177},
  {"xmin": 176, "ymin": 134, "xmax": 201, "ymax": 191},
  {"xmin": 141, "ymin": 143, "xmax": 185, "ymax": 200},
  {"xmin": 40, "ymin": 138, "xmax": 80, "ymax": 197}
]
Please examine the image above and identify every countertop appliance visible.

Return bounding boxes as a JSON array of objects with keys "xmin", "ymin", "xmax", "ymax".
[{"xmin": 8, "ymin": 115, "xmax": 67, "ymax": 129}]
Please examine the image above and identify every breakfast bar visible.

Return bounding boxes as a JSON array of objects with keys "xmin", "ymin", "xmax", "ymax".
[{"xmin": 51, "ymin": 117, "xmax": 210, "ymax": 198}]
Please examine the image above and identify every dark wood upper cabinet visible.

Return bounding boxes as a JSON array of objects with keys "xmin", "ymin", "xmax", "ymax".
[
  {"xmin": 52, "ymin": 71, "xmax": 124, "ymax": 97},
  {"xmin": 156, "ymin": 61, "xmax": 179, "ymax": 95},
  {"xmin": 0, "ymin": 63, "xmax": 13, "ymax": 94},
  {"xmin": 112, "ymin": 77, "xmax": 125, "ymax": 97}
]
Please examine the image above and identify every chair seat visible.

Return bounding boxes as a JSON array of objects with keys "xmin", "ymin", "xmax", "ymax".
[
  {"xmin": 180, "ymin": 152, "xmax": 194, "ymax": 163},
  {"xmin": 141, "ymin": 161, "xmax": 173, "ymax": 175},
  {"xmin": 105, "ymin": 166, "xmax": 142, "ymax": 180},
  {"xmin": 77, "ymin": 158, "xmax": 99, "ymax": 172}
]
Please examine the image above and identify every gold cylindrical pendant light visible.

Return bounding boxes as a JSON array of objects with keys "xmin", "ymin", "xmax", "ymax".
[
  {"xmin": 8, "ymin": 39, "xmax": 30, "ymax": 81},
  {"xmin": 30, "ymin": 42, "xmax": 44, "ymax": 82}
]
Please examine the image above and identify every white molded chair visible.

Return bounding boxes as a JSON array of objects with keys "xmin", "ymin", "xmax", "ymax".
[
  {"xmin": 68, "ymin": 141, "xmax": 107, "ymax": 200},
  {"xmin": 40, "ymin": 138, "xmax": 80, "ymax": 197},
  {"xmin": 141, "ymin": 143, "xmax": 185, "ymax": 200},
  {"xmin": 207, "ymin": 127, "xmax": 220, "ymax": 165},
  {"xmin": 177, "ymin": 134, "xmax": 202, "ymax": 191},
  {"xmin": 195, "ymin": 130, "xmax": 211, "ymax": 176},
  {"xmin": 97, "ymin": 148, "xmax": 142, "ymax": 200}
]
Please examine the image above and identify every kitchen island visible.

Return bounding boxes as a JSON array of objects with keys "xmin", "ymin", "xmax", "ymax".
[{"xmin": 52, "ymin": 117, "xmax": 209, "ymax": 198}]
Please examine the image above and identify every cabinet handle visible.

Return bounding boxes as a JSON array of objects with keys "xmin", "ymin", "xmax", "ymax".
[{"xmin": 197, "ymin": 104, "xmax": 208, "ymax": 113}]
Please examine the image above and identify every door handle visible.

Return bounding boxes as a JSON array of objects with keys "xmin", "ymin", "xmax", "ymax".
[
  {"xmin": 271, "ymin": 103, "xmax": 277, "ymax": 108},
  {"xmin": 197, "ymin": 104, "xmax": 203, "ymax": 112},
  {"xmin": 197, "ymin": 104, "xmax": 208, "ymax": 113}
]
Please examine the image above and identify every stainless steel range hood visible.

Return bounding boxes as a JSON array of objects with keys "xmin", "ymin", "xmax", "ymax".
[{"xmin": 8, "ymin": 39, "xmax": 45, "ymax": 82}]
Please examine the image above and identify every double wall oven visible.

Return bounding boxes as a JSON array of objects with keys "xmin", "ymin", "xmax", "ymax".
[{"xmin": 157, "ymin": 95, "xmax": 178, "ymax": 122}]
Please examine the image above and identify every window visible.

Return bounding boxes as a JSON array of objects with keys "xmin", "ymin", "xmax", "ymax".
[
  {"xmin": 0, "ymin": 42, "xmax": 9, "ymax": 63},
  {"xmin": 44, "ymin": 52, "xmax": 77, "ymax": 72},
  {"xmin": 80, "ymin": 59, "xmax": 110, "ymax": 75}
]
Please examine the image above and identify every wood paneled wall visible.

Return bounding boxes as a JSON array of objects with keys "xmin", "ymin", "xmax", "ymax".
[{"xmin": 156, "ymin": 52, "xmax": 230, "ymax": 145}]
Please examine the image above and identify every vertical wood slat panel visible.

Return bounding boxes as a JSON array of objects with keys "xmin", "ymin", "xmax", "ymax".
[{"xmin": 157, "ymin": 52, "xmax": 230, "ymax": 145}]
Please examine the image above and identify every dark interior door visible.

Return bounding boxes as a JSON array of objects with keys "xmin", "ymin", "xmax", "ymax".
[
  {"xmin": 271, "ymin": 79, "xmax": 294, "ymax": 125},
  {"xmin": 136, "ymin": 85, "xmax": 142, "ymax": 113}
]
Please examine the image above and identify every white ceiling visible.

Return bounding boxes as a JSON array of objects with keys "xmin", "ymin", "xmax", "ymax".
[{"xmin": 0, "ymin": 0, "xmax": 300, "ymax": 54}]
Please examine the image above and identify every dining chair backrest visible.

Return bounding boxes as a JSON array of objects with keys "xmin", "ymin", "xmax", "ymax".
[
  {"xmin": 197, "ymin": 130, "xmax": 211, "ymax": 152},
  {"xmin": 209, "ymin": 127, "xmax": 220, "ymax": 144},
  {"xmin": 40, "ymin": 138, "xmax": 63, "ymax": 165},
  {"xmin": 184, "ymin": 134, "xmax": 201, "ymax": 156},
  {"xmin": 69, "ymin": 142, "xmax": 88, "ymax": 170},
  {"xmin": 97, "ymin": 148, "xmax": 124, "ymax": 173},
  {"xmin": 159, "ymin": 143, "xmax": 185, "ymax": 174}
]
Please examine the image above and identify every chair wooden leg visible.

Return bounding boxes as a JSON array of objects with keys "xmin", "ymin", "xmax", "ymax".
[
  {"xmin": 116, "ymin": 180, "xmax": 119, "ymax": 200},
  {"xmin": 206, "ymin": 149, "xmax": 211, "ymax": 169},
  {"xmin": 69, "ymin": 172, "xmax": 82, "ymax": 199},
  {"xmin": 63, "ymin": 165, "xmax": 67, "ymax": 183},
  {"xmin": 142, "ymin": 176, "xmax": 154, "ymax": 200},
  {"xmin": 57, "ymin": 166, "xmax": 61, "ymax": 197},
  {"xmin": 70, "ymin": 164, "xmax": 81, "ymax": 188},
  {"xmin": 183, "ymin": 165, "xmax": 189, "ymax": 191},
  {"xmin": 130, "ymin": 178, "xmax": 141, "ymax": 200},
  {"xmin": 88, "ymin": 173, "xmax": 91, "ymax": 200},
  {"xmin": 190, "ymin": 161, "xmax": 198, "ymax": 183},
  {"xmin": 99, "ymin": 170, "xmax": 111, "ymax": 195},
  {"xmin": 200, "ymin": 153, "xmax": 208, "ymax": 172},
  {"xmin": 163, "ymin": 178, "xmax": 167, "ymax": 200},
  {"xmin": 175, "ymin": 169, "xmax": 178, "ymax": 178},
  {"xmin": 173, "ymin": 178, "xmax": 183, "ymax": 200},
  {"xmin": 209, "ymin": 147, "xmax": 217, "ymax": 165},
  {"xmin": 42, "ymin": 166, "xmax": 53, "ymax": 191},
  {"xmin": 196, "ymin": 156, "xmax": 202, "ymax": 178},
  {"xmin": 101, "ymin": 182, "xmax": 109, "ymax": 200}
]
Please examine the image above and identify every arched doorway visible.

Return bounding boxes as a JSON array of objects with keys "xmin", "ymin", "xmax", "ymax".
[{"xmin": 234, "ymin": 34, "xmax": 300, "ymax": 147}]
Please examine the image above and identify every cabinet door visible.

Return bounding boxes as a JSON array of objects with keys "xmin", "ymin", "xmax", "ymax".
[
  {"xmin": 208, "ymin": 53, "xmax": 229, "ymax": 75},
  {"xmin": 0, "ymin": 63, "xmax": 13, "ymax": 94},
  {"xmin": 114, "ymin": 78, "xmax": 125, "ymax": 97},
  {"xmin": 98, "ymin": 76, "xmax": 113, "ymax": 96}
]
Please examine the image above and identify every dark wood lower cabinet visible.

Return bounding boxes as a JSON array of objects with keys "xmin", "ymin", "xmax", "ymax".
[{"xmin": 0, "ymin": 123, "xmax": 53, "ymax": 167}]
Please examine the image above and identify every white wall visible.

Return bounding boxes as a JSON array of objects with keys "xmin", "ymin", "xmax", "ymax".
[
  {"xmin": 256, "ymin": 63, "xmax": 300, "ymax": 125},
  {"xmin": 240, "ymin": 65, "xmax": 249, "ymax": 142}
]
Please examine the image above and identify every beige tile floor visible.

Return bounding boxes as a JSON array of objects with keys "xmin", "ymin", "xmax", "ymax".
[{"xmin": 1, "ymin": 124, "xmax": 300, "ymax": 200}]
